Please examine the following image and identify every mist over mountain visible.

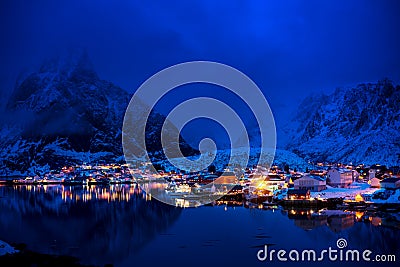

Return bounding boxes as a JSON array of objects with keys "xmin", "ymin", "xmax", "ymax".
[
  {"xmin": 282, "ymin": 79, "xmax": 400, "ymax": 166},
  {"xmin": 0, "ymin": 50, "xmax": 196, "ymax": 174}
]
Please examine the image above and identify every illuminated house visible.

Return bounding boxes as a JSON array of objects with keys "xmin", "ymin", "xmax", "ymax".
[
  {"xmin": 216, "ymin": 171, "xmax": 237, "ymax": 184},
  {"xmin": 294, "ymin": 175, "xmax": 326, "ymax": 192},
  {"xmin": 263, "ymin": 175, "xmax": 285, "ymax": 191},
  {"xmin": 326, "ymin": 169, "xmax": 354, "ymax": 188},
  {"xmin": 229, "ymin": 184, "xmax": 243, "ymax": 194},
  {"xmin": 287, "ymin": 189, "xmax": 310, "ymax": 200}
]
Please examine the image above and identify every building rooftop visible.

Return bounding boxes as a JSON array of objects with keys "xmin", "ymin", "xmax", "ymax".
[
  {"xmin": 287, "ymin": 189, "xmax": 310, "ymax": 195},
  {"xmin": 301, "ymin": 175, "xmax": 326, "ymax": 181}
]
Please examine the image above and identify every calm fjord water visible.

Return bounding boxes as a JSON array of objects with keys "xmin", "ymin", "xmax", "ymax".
[{"xmin": 0, "ymin": 185, "xmax": 399, "ymax": 267}]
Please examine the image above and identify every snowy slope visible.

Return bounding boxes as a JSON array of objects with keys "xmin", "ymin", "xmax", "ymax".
[
  {"xmin": 158, "ymin": 147, "xmax": 309, "ymax": 172},
  {"xmin": 282, "ymin": 79, "xmax": 400, "ymax": 166},
  {"xmin": 0, "ymin": 50, "xmax": 196, "ymax": 174}
]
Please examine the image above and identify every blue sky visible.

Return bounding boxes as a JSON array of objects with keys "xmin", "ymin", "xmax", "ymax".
[{"xmin": 1, "ymin": 0, "xmax": 399, "ymax": 144}]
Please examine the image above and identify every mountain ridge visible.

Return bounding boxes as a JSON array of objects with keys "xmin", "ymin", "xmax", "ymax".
[
  {"xmin": 0, "ymin": 50, "xmax": 197, "ymax": 174},
  {"xmin": 283, "ymin": 79, "xmax": 400, "ymax": 166}
]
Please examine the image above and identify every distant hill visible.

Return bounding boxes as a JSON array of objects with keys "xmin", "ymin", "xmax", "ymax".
[
  {"xmin": 0, "ymin": 50, "xmax": 196, "ymax": 174},
  {"xmin": 282, "ymin": 79, "xmax": 400, "ymax": 166}
]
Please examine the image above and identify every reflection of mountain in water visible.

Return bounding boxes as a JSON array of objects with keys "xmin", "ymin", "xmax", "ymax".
[{"xmin": 0, "ymin": 185, "xmax": 181, "ymax": 266}]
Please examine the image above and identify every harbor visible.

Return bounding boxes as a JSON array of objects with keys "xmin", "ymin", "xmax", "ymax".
[
  {"xmin": 1, "ymin": 161, "xmax": 400, "ymax": 212},
  {"xmin": 1, "ymin": 182, "xmax": 399, "ymax": 267},
  {"xmin": 1, "ymin": 152, "xmax": 400, "ymax": 267}
]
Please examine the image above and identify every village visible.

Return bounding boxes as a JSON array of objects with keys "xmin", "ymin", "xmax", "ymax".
[
  {"xmin": 1, "ymin": 161, "xmax": 400, "ymax": 210},
  {"xmin": 1, "ymin": 161, "xmax": 400, "ymax": 236}
]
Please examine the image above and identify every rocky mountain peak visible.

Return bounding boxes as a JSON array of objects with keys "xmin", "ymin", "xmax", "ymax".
[
  {"xmin": 1, "ymin": 52, "xmax": 197, "ymax": 174},
  {"xmin": 284, "ymin": 79, "xmax": 400, "ymax": 166}
]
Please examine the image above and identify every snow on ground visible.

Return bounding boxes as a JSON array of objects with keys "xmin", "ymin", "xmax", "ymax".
[
  {"xmin": 311, "ymin": 182, "xmax": 379, "ymax": 200},
  {"xmin": 0, "ymin": 240, "xmax": 18, "ymax": 256},
  {"xmin": 158, "ymin": 148, "xmax": 311, "ymax": 172},
  {"xmin": 370, "ymin": 189, "xmax": 400, "ymax": 204}
]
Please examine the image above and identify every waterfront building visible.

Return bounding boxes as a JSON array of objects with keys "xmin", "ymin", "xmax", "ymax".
[{"xmin": 294, "ymin": 175, "xmax": 326, "ymax": 191}]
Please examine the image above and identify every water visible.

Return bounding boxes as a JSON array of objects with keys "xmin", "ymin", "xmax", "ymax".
[{"xmin": 0, "ymin": 185, "xmax": 399, "ymax": 267}]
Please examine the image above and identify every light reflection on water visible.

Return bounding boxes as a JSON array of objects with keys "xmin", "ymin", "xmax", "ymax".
[
  {"xmin": 0, "ymin": 185, "xmax": 399, "ymax": 267},
  {"xmin": 8, "ymin": 184, "xmax": 151, "ymax": 203},
  {"xmin": 0, "ymin": 184, "xmax": 180, "ymax": 265}
]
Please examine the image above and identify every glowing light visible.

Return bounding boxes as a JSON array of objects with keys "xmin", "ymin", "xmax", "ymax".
[
  {"xmin": 355, "ymin": 194, "xmax": 364, "ymax": 202},
  {"xmin": 355, "ymin": 211, "xmax": 364, "ymax": 220}
]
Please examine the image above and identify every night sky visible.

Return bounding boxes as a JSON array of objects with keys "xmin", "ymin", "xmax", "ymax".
[{"xmin": 1, "ymin": 0, "xmax": 400, "ymax": 138}]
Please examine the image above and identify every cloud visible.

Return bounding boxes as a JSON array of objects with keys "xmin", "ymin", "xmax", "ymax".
[{"xmin": 1, "ymin": 0, "xmax": 399, "ymax": 126}]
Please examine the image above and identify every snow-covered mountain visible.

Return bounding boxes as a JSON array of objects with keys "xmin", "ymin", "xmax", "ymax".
[
  {"xmin": 282, "ymin": 79, "xmax": 400, "ymax": 166},
  {"xmin": 2, "ymin": 51, "xmax": 398, "ymax": 174},
  {"xmin": 0, "ymin": 50, "xmax": 196, "ymax": 174}
]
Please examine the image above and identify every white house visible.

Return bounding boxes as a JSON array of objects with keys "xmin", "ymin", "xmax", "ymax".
[
  {"xmin": 327, "ymin": 169, "xmax": 354, "ymax": 188},
  {"xmin": 294, "ymin": 175, "xmax": 326, "ymax": 192}
]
